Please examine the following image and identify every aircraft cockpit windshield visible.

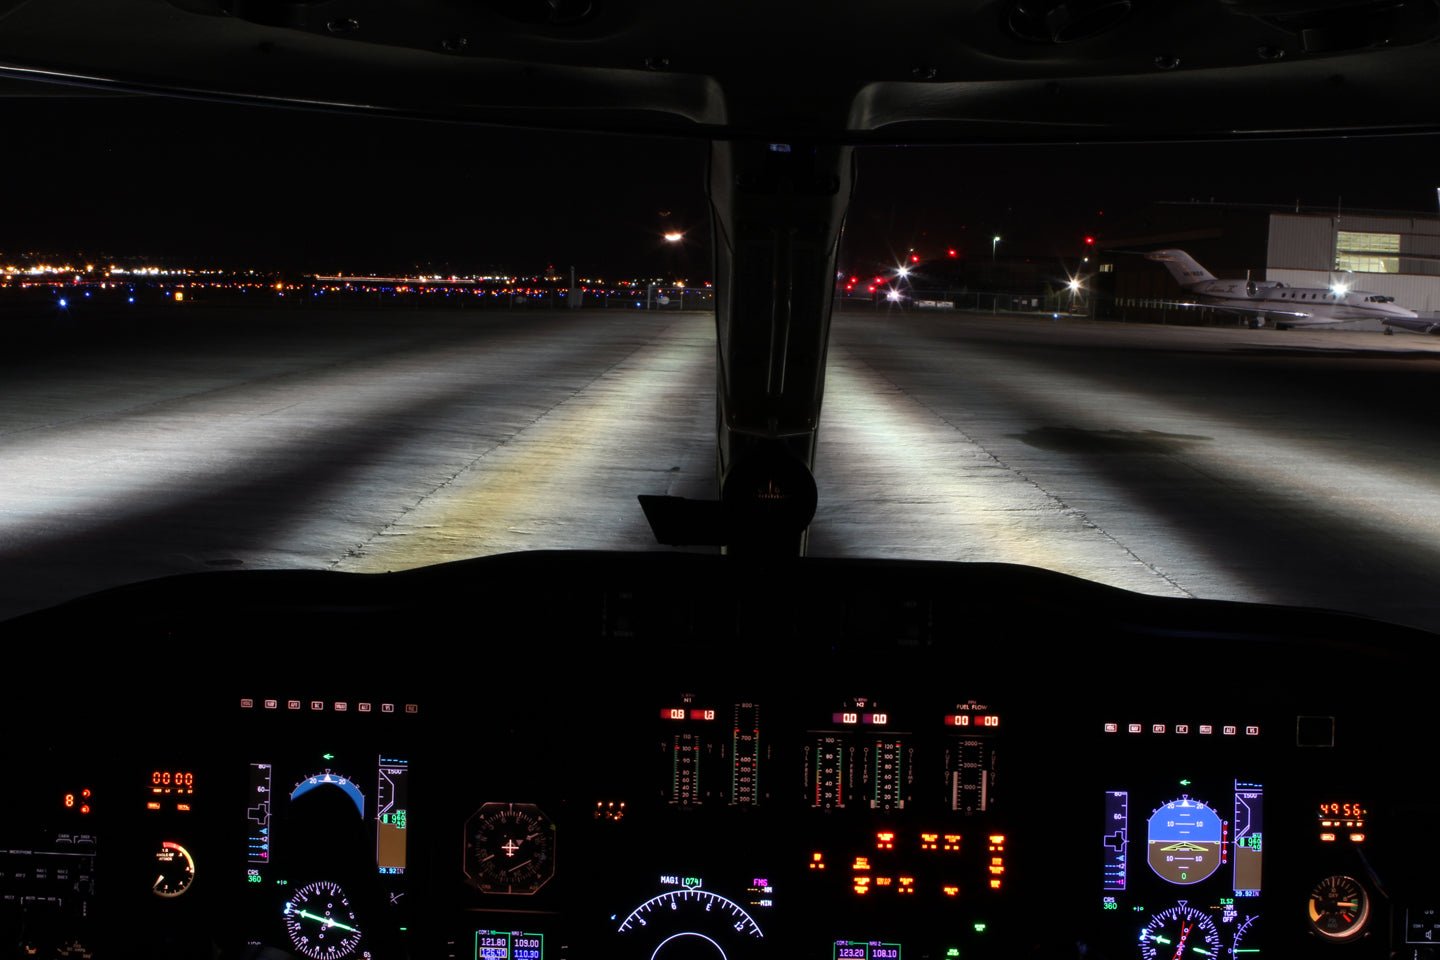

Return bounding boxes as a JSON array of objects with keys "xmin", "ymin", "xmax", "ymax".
[{"xmin": 5, "ymin": 1, "xmax": 1440, "ymax": 958}]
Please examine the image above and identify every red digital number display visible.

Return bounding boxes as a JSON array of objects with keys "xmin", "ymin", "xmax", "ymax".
[{"xmin": 946, "ymin": 714, "xmax": 1000, "ymax": 727}]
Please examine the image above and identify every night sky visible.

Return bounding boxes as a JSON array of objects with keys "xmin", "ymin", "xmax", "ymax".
[{"xmin": 7, "ymin": 94, "xmax": 1440, "ymax": 278}]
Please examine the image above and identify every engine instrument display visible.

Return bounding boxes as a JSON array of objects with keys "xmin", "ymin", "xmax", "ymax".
[{"xmin": 1308, "ymin": 875, "xmax": 1370, "ymax": 941}]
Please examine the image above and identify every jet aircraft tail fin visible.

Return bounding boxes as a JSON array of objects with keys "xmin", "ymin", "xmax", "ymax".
[{"xmin": 1146, "ymin": 249, "xmax": 1216, "ymax": 288}]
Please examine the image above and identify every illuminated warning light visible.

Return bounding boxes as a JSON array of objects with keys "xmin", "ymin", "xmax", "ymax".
[
  {"xmin": 898, "ymin": 877, "xmax": 916, "ymax": 894},
  {"xmin": 921, "ymin": 832, "xmax": 939, "ymax": 850},
  {"xmin": 990, "ymin": 879, "xmax": 1002, "ymax": 889},
  {"xmin": 945, "ymin": 834, "xmax": 962, "ymax": 851},
  {"xmin": 852, "ymin": 857, "xmax": 871, "ymax": 871},
  {"xmin": 595, "ymin": 801, "xmax": 627, "ymax": 821},
  {"xmin": 810, "ymin": 853, "xmax": 826, "ymax": 869},
  {"xmin": 1350, "ymin": 833, "xmax": 1366, "ymax": 843},
  {"xmin": 943, "ymin": 885, "xmax": 959, "ymax": 896},
  {"xmin": 146, "ymin": 801, "xmax": 162, "ymax": 810},
  {"xmin": 974, "ymin": 922, "xmax": 988, "ymax": 933},
  {"xmin": 176, "ymin": 803, "xmax": 192, "ymax": 812},
  {"xmin": 1320, "ymin": 832, "xmax": 1337, "ymax": 842},
  {"xmin": 875, "ymin": 876, "xmax": 893, "ymax": 886},
  {"xmin": 989, "ymin": 865, "xmax": 1005, "ymax": 875},
  {"xmin": 876, "ymin": 832, "xmax": 895, "ymax": 849},
  {"xmin": 854, "ymin": 881, "xmax": 871, "ymax": 894},
  {"xmin": 988, "ymin": 835, "xmax": 1005, "ymax": 850}
]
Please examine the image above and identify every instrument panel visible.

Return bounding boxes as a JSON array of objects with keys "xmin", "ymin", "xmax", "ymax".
[{"xmin": 3, "ymin": 551, "xmax": 1436, "ymax": 959}]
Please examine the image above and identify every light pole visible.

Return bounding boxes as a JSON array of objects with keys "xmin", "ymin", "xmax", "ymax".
[{"xmin": 992, "ymin": 235, "xmax": 1001, "ymax": 262}]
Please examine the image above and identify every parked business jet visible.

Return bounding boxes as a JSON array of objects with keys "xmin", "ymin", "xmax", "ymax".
[
  {"xmin": 1147, "ymin": 248, "xmax": 1418, "ymax": 328},
  {"xmin": 1378, "ymin": 314, "xmax": 1440, "ymax": 335}
]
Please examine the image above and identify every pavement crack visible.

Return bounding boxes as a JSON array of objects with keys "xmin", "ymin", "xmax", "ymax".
[{"xmin": 835, "ymin": 343, "xmax": 1196, "ymax": 598}]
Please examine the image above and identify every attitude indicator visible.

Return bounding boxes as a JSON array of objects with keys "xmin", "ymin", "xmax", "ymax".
[{"xmin": 1148, "ymin": 797, "xmax": 1223, "ymax": 885}]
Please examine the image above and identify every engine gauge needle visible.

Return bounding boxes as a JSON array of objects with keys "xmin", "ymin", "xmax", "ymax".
[{"xmin": 508, "ymin": 859, "xmax": 533, "ymax": 873}]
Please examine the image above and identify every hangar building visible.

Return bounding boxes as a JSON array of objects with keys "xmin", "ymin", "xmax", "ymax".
[{"xmin": 1097, "ymin": 203, "xmax": 1440, "ymax": 326}]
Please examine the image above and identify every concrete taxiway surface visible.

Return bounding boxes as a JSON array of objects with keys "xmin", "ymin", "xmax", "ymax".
[{"xmin": 4, "ymin": 304, "xmax": 1440, "ymax": 631}]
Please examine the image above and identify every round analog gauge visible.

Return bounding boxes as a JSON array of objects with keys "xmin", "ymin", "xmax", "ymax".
[
  {"xmin": 1309, "ymin": 875, "xmax": 1370, "ymax": 941},
  {"xmin": 1232, "ymin": 914, "xmax": 1258, "ymax": 957},
  {"xmin": 1147, "ymin": 797, "xmax": 1223, "ymax": 884},
  {"xmin": 282, "ymin": 880, "xmax": 364, "ymax": 960},
  {"xmin": 152, "ymin": 841, "xmax": 195, "ymax": 897},
  {"xmin": 1139, "ymin": 904, "xmax": 1221, "ymax": 960},
  {"xmin": 463, "ymin": 803, "xmax": 556, "ymax": 895},
  {"xmin": 618, "ymin": 886, "xmax": 763, "ymax": 957}
]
